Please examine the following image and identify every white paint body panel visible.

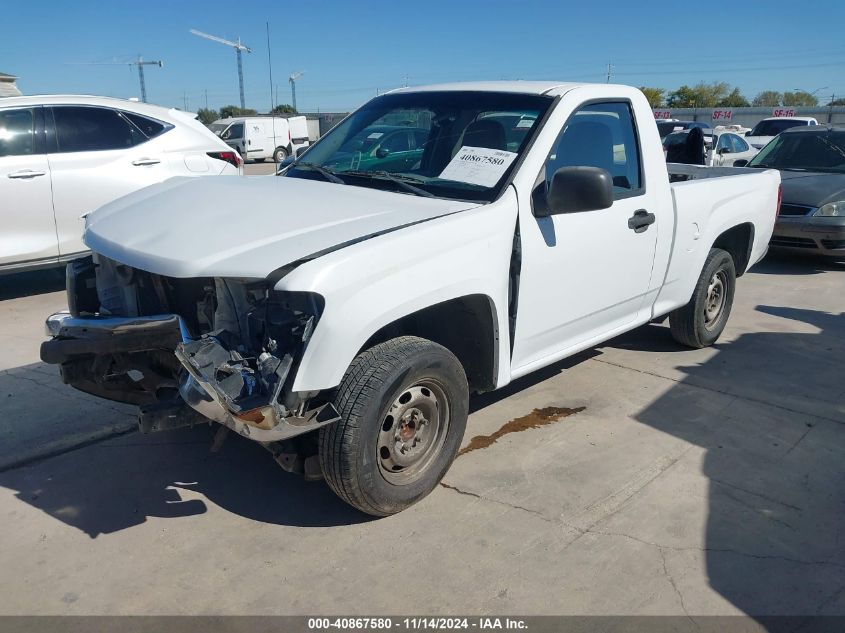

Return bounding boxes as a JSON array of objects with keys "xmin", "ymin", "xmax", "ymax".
[
  {"xmin": 78, "ymin": 81, "xmax": 780, "ymax": 396},
  {"xmin": 0, "ymin": 95, "xmax": 240, "ymax": 272}
]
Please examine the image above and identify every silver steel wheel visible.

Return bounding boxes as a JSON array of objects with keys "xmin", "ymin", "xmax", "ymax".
[
  {"xmin": 377, "ymin": 381, "xmax": 450, "ymax": 485},
  {"xmin": 704, "ymin": 270, "xmax": 727, "ymax": 329}
]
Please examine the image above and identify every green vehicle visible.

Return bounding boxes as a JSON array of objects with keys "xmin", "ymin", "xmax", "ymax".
[{"xmin": 326, "ymin": 125, "xmax": 429, "ymax": 172}]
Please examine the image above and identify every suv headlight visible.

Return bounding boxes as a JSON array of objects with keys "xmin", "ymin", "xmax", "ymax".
[{"xmin": 815, "ymin": 201, "xmax": 845, "ymax": 217}]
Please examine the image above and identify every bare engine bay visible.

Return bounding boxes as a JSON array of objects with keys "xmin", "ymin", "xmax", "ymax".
[{"xmin": 54, "ymin": 255, "xmax": 333, "ymax": 453}]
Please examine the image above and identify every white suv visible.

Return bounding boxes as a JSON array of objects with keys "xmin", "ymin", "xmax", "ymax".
[{"xmin": 0, "ymin": 95, "xmax": 243, "ymax": 274}]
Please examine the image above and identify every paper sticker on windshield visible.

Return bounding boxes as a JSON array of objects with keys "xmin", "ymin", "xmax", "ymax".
[
  {"xmin": 367, "ymin": 132, "xmax": 384, "ymax": 139},
  {"xmin": 439, "ymin": 146, "xmax": 518, "ymax": 187},
  {"xmin": 515, "ymin": 118, "xmax": 535, "ymax": 128}
]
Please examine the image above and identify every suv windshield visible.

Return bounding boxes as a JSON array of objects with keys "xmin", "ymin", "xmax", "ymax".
[
  {"xmin": 749, "ymin": 119, "xmax": 809, "ymax": 136},
  {"xmin": 284, "ymin": 91, "xmax": 553, "ymax": 202},
  {"xmin": 749, "ymin": 130, "xmax": 845, "ymax": 173}
]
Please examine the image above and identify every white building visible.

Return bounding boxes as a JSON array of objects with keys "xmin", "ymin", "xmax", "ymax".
[{"xmin": 0, "ymin": 72, "xmax": 22, "ymax": 97}]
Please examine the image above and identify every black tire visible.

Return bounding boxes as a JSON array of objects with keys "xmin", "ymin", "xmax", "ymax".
[
  {"xmin": 273, "ymin": 147, "xmax": 288, "ymax": 162},
  {"xmin": 669, "ymin": 248, "xmax": 736, "ymax": 348},
  {"xmin": 319, "ymin": 336, "xmax": 469, "ymax": 516}
]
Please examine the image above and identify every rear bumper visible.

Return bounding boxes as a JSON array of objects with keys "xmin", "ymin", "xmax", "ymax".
[{"xmin": 770, "ymin": 218, "xmax": 845, "ymax": 257}]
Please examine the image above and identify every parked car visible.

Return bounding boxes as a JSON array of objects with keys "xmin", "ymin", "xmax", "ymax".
[
  {"xmin": 41, "ymin": 81, "xmax": 780, "ymax": 516},
  {"xmin": 324, "ymin": 125, "xmax": 429, "ymax": 172},
  {"xmin": 739, "ymin": 126, "xmax": 845, "ymax": 259},
  {"xmin": 214, "ymin": 115, "xmax": 310, "ymax": 162},
  {"xmin": 0, "ymin": 95, "xmax": 242, "ymax": 274},
  {"xmin": 745, "ymin": 117, "xmax": 818, "ymax": 149}
]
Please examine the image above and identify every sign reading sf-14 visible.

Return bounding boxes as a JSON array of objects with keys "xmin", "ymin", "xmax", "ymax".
[
  {"xmin": 773, "ymin": 108, "xmax": 797, "ymax": 117},
  {"xmin": 712, "ymin": 109, "xmax": 733, "ymax": 121},
  {"xmin": 653, "ymin": 110, "xmax": 672, "ymax": 120}
]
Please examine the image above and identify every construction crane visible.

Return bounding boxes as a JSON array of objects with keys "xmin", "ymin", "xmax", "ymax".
[
  {"xmin": 190, "ymin": 29, "xmax": 251, "ymax": 110},
  {"xmin": 68, "ymin": 56, "xmax": 162, "ymax": 103},
  {"xmin": 289, "ymin": 71, "xmax": 304, "ymax": 112}
]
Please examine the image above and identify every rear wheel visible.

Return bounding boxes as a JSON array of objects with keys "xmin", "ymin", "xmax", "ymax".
[
  {"xmin": 669, "ymin": 247, "xmax": 736, "ymax": 348},
  {"xmin": 273, "ymin": 146, "xmax": 288, "ymax": 162},
  {"xmin": 319, "ymin": 336, "xmax": 469, "ymax": 516}
]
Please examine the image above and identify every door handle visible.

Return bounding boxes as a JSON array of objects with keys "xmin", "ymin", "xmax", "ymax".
[
  {"xmin": 628, "ymin": 209, "xmax": 656, "ymax": 233},
  {"xmin": 131, "ymin": 158, "xmax": 161, "ymax": 166},
  {"xmin": 7, "ymin": 169, "xmax": 47, "ymax": 179}
]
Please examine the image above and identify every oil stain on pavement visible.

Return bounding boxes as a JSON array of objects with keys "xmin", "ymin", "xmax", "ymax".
[{"xmin": 458, "ymin": 406, "xmax": 585, "ymax": 456}]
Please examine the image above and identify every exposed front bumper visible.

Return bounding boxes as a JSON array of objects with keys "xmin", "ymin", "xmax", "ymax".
[
  {"xmin": 770, "ymin": 217, "xmax": 845, "ymax": 258},
  {"xmin": 40, "ymin": 311, "xmax": 340, "ymax": 442}
]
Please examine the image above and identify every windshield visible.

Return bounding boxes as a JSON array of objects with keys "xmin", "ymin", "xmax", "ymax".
[
  {"xmin": 749, "ymin": 130, "xmax": 845, "ymax": 173},
  {"xmin": 284, "ymin": 91, "xmax": 554, "ymax": 202},
  {"xmin": 749, "ymin": 119, "xmax": 809, "ymax": 136},
  {"xmin": 208, "ymin": 122, "xmax": 228, "ymax": 135}
]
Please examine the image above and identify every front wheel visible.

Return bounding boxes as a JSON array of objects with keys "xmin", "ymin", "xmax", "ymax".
[
  {"xmin": 273, "ymin": 146, "xmax": 289, "ymax": 163},
  {"xmin": 319, "ymin": 336, "xmax": 469, "ymax": 516},
  {"xmin": 669, "ymin": 247, "xmax": 736, "ymax": 348}
]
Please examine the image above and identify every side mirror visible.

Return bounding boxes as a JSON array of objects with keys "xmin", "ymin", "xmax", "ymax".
[
  {"xmin": 295, "ymin": 146, "xmax": 308, "ymax": 159},
  {"xmin": 717, "ymin": 146, "xmax": 731, "ymax": 155},
  {"xmin": 277, "ymin": 156, "xmax": 295, "ymax": 172},
  {"xmin": 375, "ymin": 147, "xmax": 391, "ymax": 159},
  {"xmin": 536, "ymin": 166, "xmax": 614, "ymax": 216},
  {"xmin": 733, "ymin": 159, "xmax": 749, "ymax": 167}
]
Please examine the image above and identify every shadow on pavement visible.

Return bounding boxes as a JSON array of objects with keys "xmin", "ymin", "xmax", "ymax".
[
  {"xmin": 0, "ymin": 422, "xmax": 369, "ymax": 537},
  {"xmin": 631, "ymin": 305, "xmax": 845, "ymax": 617},
  {"xmin": 0, "ymin": 268, "xmax": 66, "ymax": 301},
  {"xmin": 752, "ymin": 251, "xmax": 845, "ymax": 276}
]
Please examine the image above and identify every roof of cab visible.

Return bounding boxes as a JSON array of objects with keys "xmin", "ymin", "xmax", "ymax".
[{"xmin": 389, "ymin": 80, "xmax": 588, "ymax": 96}]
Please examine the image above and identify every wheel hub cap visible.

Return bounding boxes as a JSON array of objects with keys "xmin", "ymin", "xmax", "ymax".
[
  {"xmin": 378, "ymin": 382, "xmax": 450, "ymax": 484},
  {"xmin": 704, "ymin": 270, "xmax": 727, "ymax": 328}
]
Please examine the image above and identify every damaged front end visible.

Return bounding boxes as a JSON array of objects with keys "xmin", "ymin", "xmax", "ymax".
[{"xmin": 41, "ymin": 255, "xmax": 339, "ymax": 443}]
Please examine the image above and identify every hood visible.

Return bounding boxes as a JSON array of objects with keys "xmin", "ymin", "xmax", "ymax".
[
  {"xmin": 745, "ymin": 135, "xmax": 773, "ymax": 149},
  {"xmin": 778, "ymin": 171, "xmax": 845, "ymax": 207},
  {"xmin": 85, "ymin": 175, "xmax": 478, "ymax": 279}
]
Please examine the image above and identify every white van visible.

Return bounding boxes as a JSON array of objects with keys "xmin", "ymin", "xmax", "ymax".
[{"xmin": 214, "ymin": 115, "xmax": 310, "ymax": 162}]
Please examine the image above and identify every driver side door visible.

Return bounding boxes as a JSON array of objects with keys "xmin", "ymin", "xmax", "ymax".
[{"xmin": 511, "ymin": 101, "xmax": 661, "ymax": 372}]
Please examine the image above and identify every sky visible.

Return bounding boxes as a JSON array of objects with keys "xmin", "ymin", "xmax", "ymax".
[{"xmin": 3, "ymin": 0, "xmax": 844, "ymax": 114}]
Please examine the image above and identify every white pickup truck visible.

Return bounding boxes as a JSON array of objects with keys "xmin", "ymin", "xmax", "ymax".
[{"xmin": 41, "ymin": 82, "xmax": 780, "ymax": 516}]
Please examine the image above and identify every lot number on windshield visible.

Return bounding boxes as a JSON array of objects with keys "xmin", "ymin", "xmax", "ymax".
[{"xmin": 439, "ymin": 146, "xmax": 518, "ymax": 187}]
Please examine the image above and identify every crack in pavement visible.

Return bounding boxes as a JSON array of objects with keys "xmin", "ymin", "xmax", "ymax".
[{"xmin": 660, "ymin": 546, "xmax": 698, "ymax": 627}]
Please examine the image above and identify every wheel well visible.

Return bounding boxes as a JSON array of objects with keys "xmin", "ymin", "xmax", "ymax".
[
  {"xmin": 361, "ymin": 295, "xmax": 498, "ymax": 394},
  {"xmin": 712, "ymin": 222, "xmax": 754, "ymax": 276}
]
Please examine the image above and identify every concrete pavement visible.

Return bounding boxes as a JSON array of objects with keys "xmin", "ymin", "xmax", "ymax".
[{"xmin": 0, "ymin": 253, "xmax": 842, "ymax": 617}]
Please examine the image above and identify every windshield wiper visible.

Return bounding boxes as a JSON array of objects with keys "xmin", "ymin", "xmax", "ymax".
[
  {"xmin": 343, "ymin": 170, "xmax": 435, "ymax": 198},
  {"xmin": 294, "ymin": 162, "xmax": 345, "ymax": 184}
]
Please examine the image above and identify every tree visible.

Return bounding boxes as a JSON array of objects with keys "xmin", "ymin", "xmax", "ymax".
[
  {"xmin": 782, "ymin": 91, "xmax": 818, "ymax": 107},
  {"xmin": 717, "ymin": 88, "xmax": 750, "ymax": 108},
  {"xmin": 752, "ymin": 91, "xmax": 782, "ymax": 107},
  {"xmin": 196, "ymin": 107, "xmax": 219, "ymax": 125},
  {"xmin": 666, "ymin": 82, "xmax": 731, "ymax": 108},
  {"xmin": 270, "ymin": 103, "xmax": 297, "ymax": 115},
  {"xmin": 829, "ymin": 98, "xmax": 845, "ymax": 106},
  {"xmin": 639, "ymin": 87, "xmax": 665, "ymax": 108},
  {"xmin": 219, "ymin": 105, "xmax": 258, "ymax": 118}
]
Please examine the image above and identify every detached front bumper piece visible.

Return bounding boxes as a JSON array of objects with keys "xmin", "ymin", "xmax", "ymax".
[{"xmin": 175, "ymin": 336, "xmax": 340, "ymax": 443}]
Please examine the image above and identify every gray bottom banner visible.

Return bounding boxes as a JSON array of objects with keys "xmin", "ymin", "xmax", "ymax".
[{"xmin": 0, "ymin": 617, "xmax": 842, "ymax": 633}]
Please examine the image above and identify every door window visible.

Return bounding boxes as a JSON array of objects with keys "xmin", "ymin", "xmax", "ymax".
[
  {"xmin": 546, "ymin": 101, "xmax": 642, "ymax": 198},
  {"xmin": 730, "ymin": 134, "xmax": 750, "ymax": 153},
  {"xmin": 381, "ymin": 131, "xmax": 411, "ymax": 153},
  {"xmin": 716, "ymin": 134, "xmax": 733, "ymax": 152},
  {"xmin": 223, "ymin": 123, "xmax": 244, "ymax": 140},
  {"xmin": 0, "ymin": 108, "xmax": 35, "ymax": 156},
  {"xmin": 52, "ymin": 106, "xmax": 144, "ymax": 152}
]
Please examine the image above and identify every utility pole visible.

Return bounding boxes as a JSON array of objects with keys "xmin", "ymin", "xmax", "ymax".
[
  {"xmin": 266, "ymin": 22, "xmax": 275, "ymax": 111},
  {"xmin": 605, "ymin": 62, "xmax": 613, "ymax": 84},
  {"xmin": 204, "ymin": 89, "xmax": 208, "ymax": 110},
  {"xmin": 190, "ymin": 29, "xmax": 252, "ymax": 110},
  {"xmin": 183, "ymin": 92, "xmax": 189, "ymax": 111}
]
